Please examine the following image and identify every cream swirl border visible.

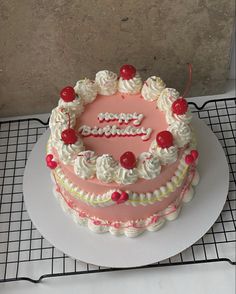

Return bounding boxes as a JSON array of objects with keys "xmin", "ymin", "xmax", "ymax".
[
  {"xmin": 52, "ymin": 173, "xmax": 199, "ymax": 238},
  {"xmin": 49, "ymin": 69, "xmax": 195, "ymax": 185},
  {"xmin": 51, "ymin": 148, "xmax": 194, "ymax": 208}
]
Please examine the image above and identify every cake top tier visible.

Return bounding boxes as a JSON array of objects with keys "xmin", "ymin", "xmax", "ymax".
[{"xmin": 48, "ymin": 64, "xmax": 194, "ymax": 185}]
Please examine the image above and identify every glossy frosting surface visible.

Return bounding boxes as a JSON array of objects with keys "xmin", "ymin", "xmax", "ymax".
[{"xmin": 78, "ymin": 92, "xmax": 168, "ymax": 160}]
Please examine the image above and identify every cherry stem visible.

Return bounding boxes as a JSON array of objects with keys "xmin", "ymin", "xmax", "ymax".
[
  {"xmin": 182, "ymin": 63, "xmax": 192, "ymax": 98},
  {"xmin": 66, "ymin": 113, "xmax": 71, "ymax": 129}
]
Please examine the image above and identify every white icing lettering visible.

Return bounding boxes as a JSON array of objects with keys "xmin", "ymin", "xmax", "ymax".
[
  {"xmin": 79, "ymin": 125, "xmax": 152, "ymax": 141},
  {"xmin": 97, "ymin": 112, "xmax": 144, "ymax": 126}
]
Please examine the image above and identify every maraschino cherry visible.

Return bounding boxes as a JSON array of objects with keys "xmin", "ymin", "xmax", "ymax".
[
  {"xmin": 156, "ymin": 131, "xmax": 173, "ymax": 148},
  {"xmin": 191, "ymin": 150, "xmax": 199, "ymax": 160},
  {"xmin": 61, "ymin": 128, "xmax": 77, "ymax": 145},
  {"xmin": 172, "ymin": 98, "xmax": 188, "ymax": 115},
  {"xmin": 185, "ymin": 150, "xmax": 199, "ymax": 165},
  {"xmin": 61, "ymin": 113, "xmax": 78, "ymax": 145},
  {"xmin": 120, "ymin": 151, "xmax": 136, "ymax": 169},
  {"xmin": 120, "ymin": 64, "xmax": 136, "ymax": 80},
  {"xmin": 60, "ymin": 86, "xmax": 76, "ymax": 102},
  {"xmin": 45, "ymin": 154, "xmax": 57, "ymax": 169},
  {"xmin": 185, "ymin": 154, "xmax": 194, "ymax": 165}
]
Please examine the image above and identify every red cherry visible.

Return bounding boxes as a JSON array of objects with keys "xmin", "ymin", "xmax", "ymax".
[
  {"xmin": 120, "ymin": 64, "xmax": 136, "ymax": 80},
  {"xmin": 60, "ymin": 86, "xmax": 76, "ymax": 102},
  {"xmin": 47, "ymin": 160, "xmax": 57, "ymax": 169},
  {"xmin": 111, "ymin": 192, "xmax": 121, "ymax": 202},
  {"xmin": 172, "ymin": 98, "xmax": 188, "ymax": 115},
  {"xmin": 120, "ymin": 151, "xmax": 136, "ymax": 169},
  {"xmin": 46, "ymin": 154, "xmax": 53, "ymax": 163},
  {"xmin": 118, "ymin": 192, "xmax": 129, "ymax": 204},
  {"xmin": 61, "ymin": 128, "xmax": 77, "ymax": 145},
  {"xmin": 156, "ymin": 131, "xmax": 173, "ymax": 148},
  {"xmin": 111, "ymin": 191, "xmax": 129, "ymax": 204},
  {"xmin": 185, "ymin": 154, "xmax": 194, "ymax": 165},
  {"xmin": 191, "ymin": 150, "xmax": 199, "ymax": 160}
]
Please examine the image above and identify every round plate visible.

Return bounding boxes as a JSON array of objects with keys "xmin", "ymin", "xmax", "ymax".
[{"xmin": 23, "ymin": 117, "xmax": 229, "ymax": 268}]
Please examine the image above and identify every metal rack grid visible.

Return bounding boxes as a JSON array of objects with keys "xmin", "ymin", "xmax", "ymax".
[{"xmin": 0, "ymin": 97, "xmax": 235, "ymax": 283}]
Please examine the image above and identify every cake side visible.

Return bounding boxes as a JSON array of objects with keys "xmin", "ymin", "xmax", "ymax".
[{"xmin": 45, "ymin": 64, "xmax": 200, "ymax": 237}]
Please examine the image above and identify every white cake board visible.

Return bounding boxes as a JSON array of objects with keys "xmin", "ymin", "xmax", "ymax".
[{"xmin": 23, "ymin": 117, "xmax": 229, "ymax": 268}]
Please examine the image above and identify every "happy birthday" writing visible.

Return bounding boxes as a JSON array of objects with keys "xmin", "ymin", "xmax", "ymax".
[{"xmin": 79, "ymin": 112, "xmax": 152, "ymax": 141}]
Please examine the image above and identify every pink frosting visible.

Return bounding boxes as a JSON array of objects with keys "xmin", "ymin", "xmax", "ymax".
[
  {"xmin": 53, "ymin": 149, "xmax": 183, "ymax": 194},
  {"xmin": 77, "ymin": 92, "xmax": 168, "ymax": 159},
  {"xmin": 57, "ymin": 179, "xmax": 187, "ymax": 222}
]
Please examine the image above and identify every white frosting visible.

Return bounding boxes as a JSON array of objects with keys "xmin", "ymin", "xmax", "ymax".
[
  {"xmin": 53, "ymin": 178, "xmax": 196, "ymax": 237},
  {"xmin": 95, "ymin": 70, "xmax": 118, "ymax": 95},
  {"xmin": 168, "ymin": 122, "xmax": 192, "ymax": 147},
  {"xmin": 57, "ymin": 139, "xmax": 85, "ymax": 165},
  {"xmin": 149, "ymin": 140, "xmax": 178, "ymax": 165},
  {"xmin": 79, "ymin": 125, "xmax": 152, "ymax": 141},
  {"xmin": 118, "ymin": 73, "xmax": 142, "ymax": 94},
  {"xmin": 50, "ymin": 124, "xmax": 67, "ymax": 143},
  {"xmin": 192, "ymin": 170, "xmax": 200, "ymax": 186},
  {"xmin": 182, "ymin": 186, "xmax": 194, "ymax": 203},
  {"xmin": 157, "ymin": 88, "xmax": 180, "ymax": 111},
  {"xmin": 97, "ymin": 112, "xmax": 144, "ymax": 126},
  {"xmin": 114, "ymin": 166, "xmax": 138, "ymax": 185},
  {"xmin": 49, "ymin": 106, "xmax": 76, "ymax": 129},
  {"xmin": 137, "ymin": 152, "xmax": 161, "ymax": 179},
  {"xmin": 58, "ymin": 97, "xmax": 84, "ymax": 115},
  {"xmin": 49, "ymin": 135, "xmax": 193, "ymax": 206},
  {"xmin": 74, "ymin": 78, "xmax": 98, "ymax": 104},
  {"xmin": 74, "ymin": 151, "xmax": 97, "ymax": 179},
  {"xmin": 96, "ymin": 154, "xmax": 118, "ymax": 183},
  {"xmin": 141, "ymin": 76, "xmax": 166, "ymax": 101},
  {"xmin": 166, "ymin": 110, "xmax": 192, "ymax": 125},
  {"xmin": 49, "ymin": 107, "xmax": 77, "ymax": 144}
]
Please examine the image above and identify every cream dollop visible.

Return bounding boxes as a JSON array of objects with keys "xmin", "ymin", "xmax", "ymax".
[
  {"xmin": 157, "ymin": 88, "xmax": 180, "ymax": 111},
  {"xmin": 49, "ymin": 107, "xmax": 76, "ymax": 130},
  {"xmin": 50, "ymin": 125, "xmax": 66, "ymax": 143},
  {"xmin": 74, "ymin": 78, "xmax": 98, "ymax": 104},
  {"xmin": 168, "ymin": 122, "xmax": 192, "ymax": 147},
  {"xmin": 95, "ymin": 70, "xmax": 118, "ymax": 95},
  {"xmin": 74, "ymin": 151, "xmax": 97, "ymax": 179},
  {"xmin": 137, "ymin": 152, "xmax": 161, "ymax": 179},
  {"xmin": 149, "ymin": 141, "xmax": 178, "ymax": 165},
  {"xmin": 57, "ymin": 139, "xmax": 85, "ymax": 165},
  {"xmin": 114, "ymin": 166, "xmax": 138, "ymax": 185},
  {"xmin": 166, "ymin": 110, "xmax": 192, "ymax": 125},
  {"xmin": 96, "ymin": 154, "xmax": 118, "ymax": 183},
  {"xmin": 118, "ymin": 73, "xmax": 142, "ymax": 94},
  {"xmin": 141, "ymin": 76, "xmax": 166, "ymax": 101},
  {"xmin": 58, "ymin": 97, "xmax": 84, "ymax": 115}
]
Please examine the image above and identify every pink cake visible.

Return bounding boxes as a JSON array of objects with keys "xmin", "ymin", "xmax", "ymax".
[{"xmin": 46, "ymin": 64, "xmax": 200, "ymax": 237}]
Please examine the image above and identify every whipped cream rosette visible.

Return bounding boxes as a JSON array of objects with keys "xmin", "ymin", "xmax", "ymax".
[
  {"xmin": 118, "ymin": 73, "xmax": 142, "ymax": 94},
  {"xmin": 74, "ymin": 78, "xmax": 98, "ymax": 104},
  {"xmin": 96, "ymin": 154, "xmax": 118, "ymax": 183},
  {"xmin": 157, "ymin": 88, "xmax": 180, "ymax": 111},
  {"xmin": 74, "ymin": 151, "xmax": 97, "ymax": 179},
  {"xmin": 141, "ymin": 76, "xmax": 166, "ymax": 101},
  {"xmin": 137, "ymin": 152, "xmax": 161, "ymax": 179},
  {"xmin": 95, "ymin": 70, "xmax": 118, "ymax": 95},
  {"xmin": 168, "ymin": 122, "xmax": 192, "ymax": 147}
]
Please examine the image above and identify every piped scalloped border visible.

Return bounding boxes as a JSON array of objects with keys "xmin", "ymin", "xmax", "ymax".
[
  {"xmin": 48, "ymin": 69, "xmax": 195, "ymax": 185},
  {"xmin": 51, "ymin": 147, "xmax": 197, "ymax": 208},
  {"xmin": 52, "ymin": 169, "xmax": 199, "ymax": 238}
]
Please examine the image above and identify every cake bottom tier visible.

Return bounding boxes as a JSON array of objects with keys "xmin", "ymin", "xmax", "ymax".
[{"xmin": 51, "ymin": 170, "xmax": 200, "ymax": 237}]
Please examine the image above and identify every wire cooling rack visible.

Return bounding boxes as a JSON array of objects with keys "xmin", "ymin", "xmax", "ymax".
[{"xmin": 0, "ymin": 97, "xmax": 235, "ymax": 283}]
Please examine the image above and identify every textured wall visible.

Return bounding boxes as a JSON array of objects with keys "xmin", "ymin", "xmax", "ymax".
[{"xmin": 0, "ymin": 0, "xmax": 235, "ymax": 117}]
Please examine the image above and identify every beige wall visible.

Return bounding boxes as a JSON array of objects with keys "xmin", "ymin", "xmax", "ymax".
[{"xmin": 0, "ymin": 0, "xmax": 235, "ymax": 117}]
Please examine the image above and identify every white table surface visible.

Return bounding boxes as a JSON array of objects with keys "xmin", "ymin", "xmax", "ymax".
[
  {"xmin": 0, "ymin": 81, "xmax": 235, "ymax": 293},
  {"xmin": 0, "ymin": 263, "xmax": 235, "ymax": 294}
]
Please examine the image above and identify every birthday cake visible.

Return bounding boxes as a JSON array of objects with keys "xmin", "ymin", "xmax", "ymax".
[{"xmin": 46, "ymin": 64, "xmax": 200, "ymax": 237}]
